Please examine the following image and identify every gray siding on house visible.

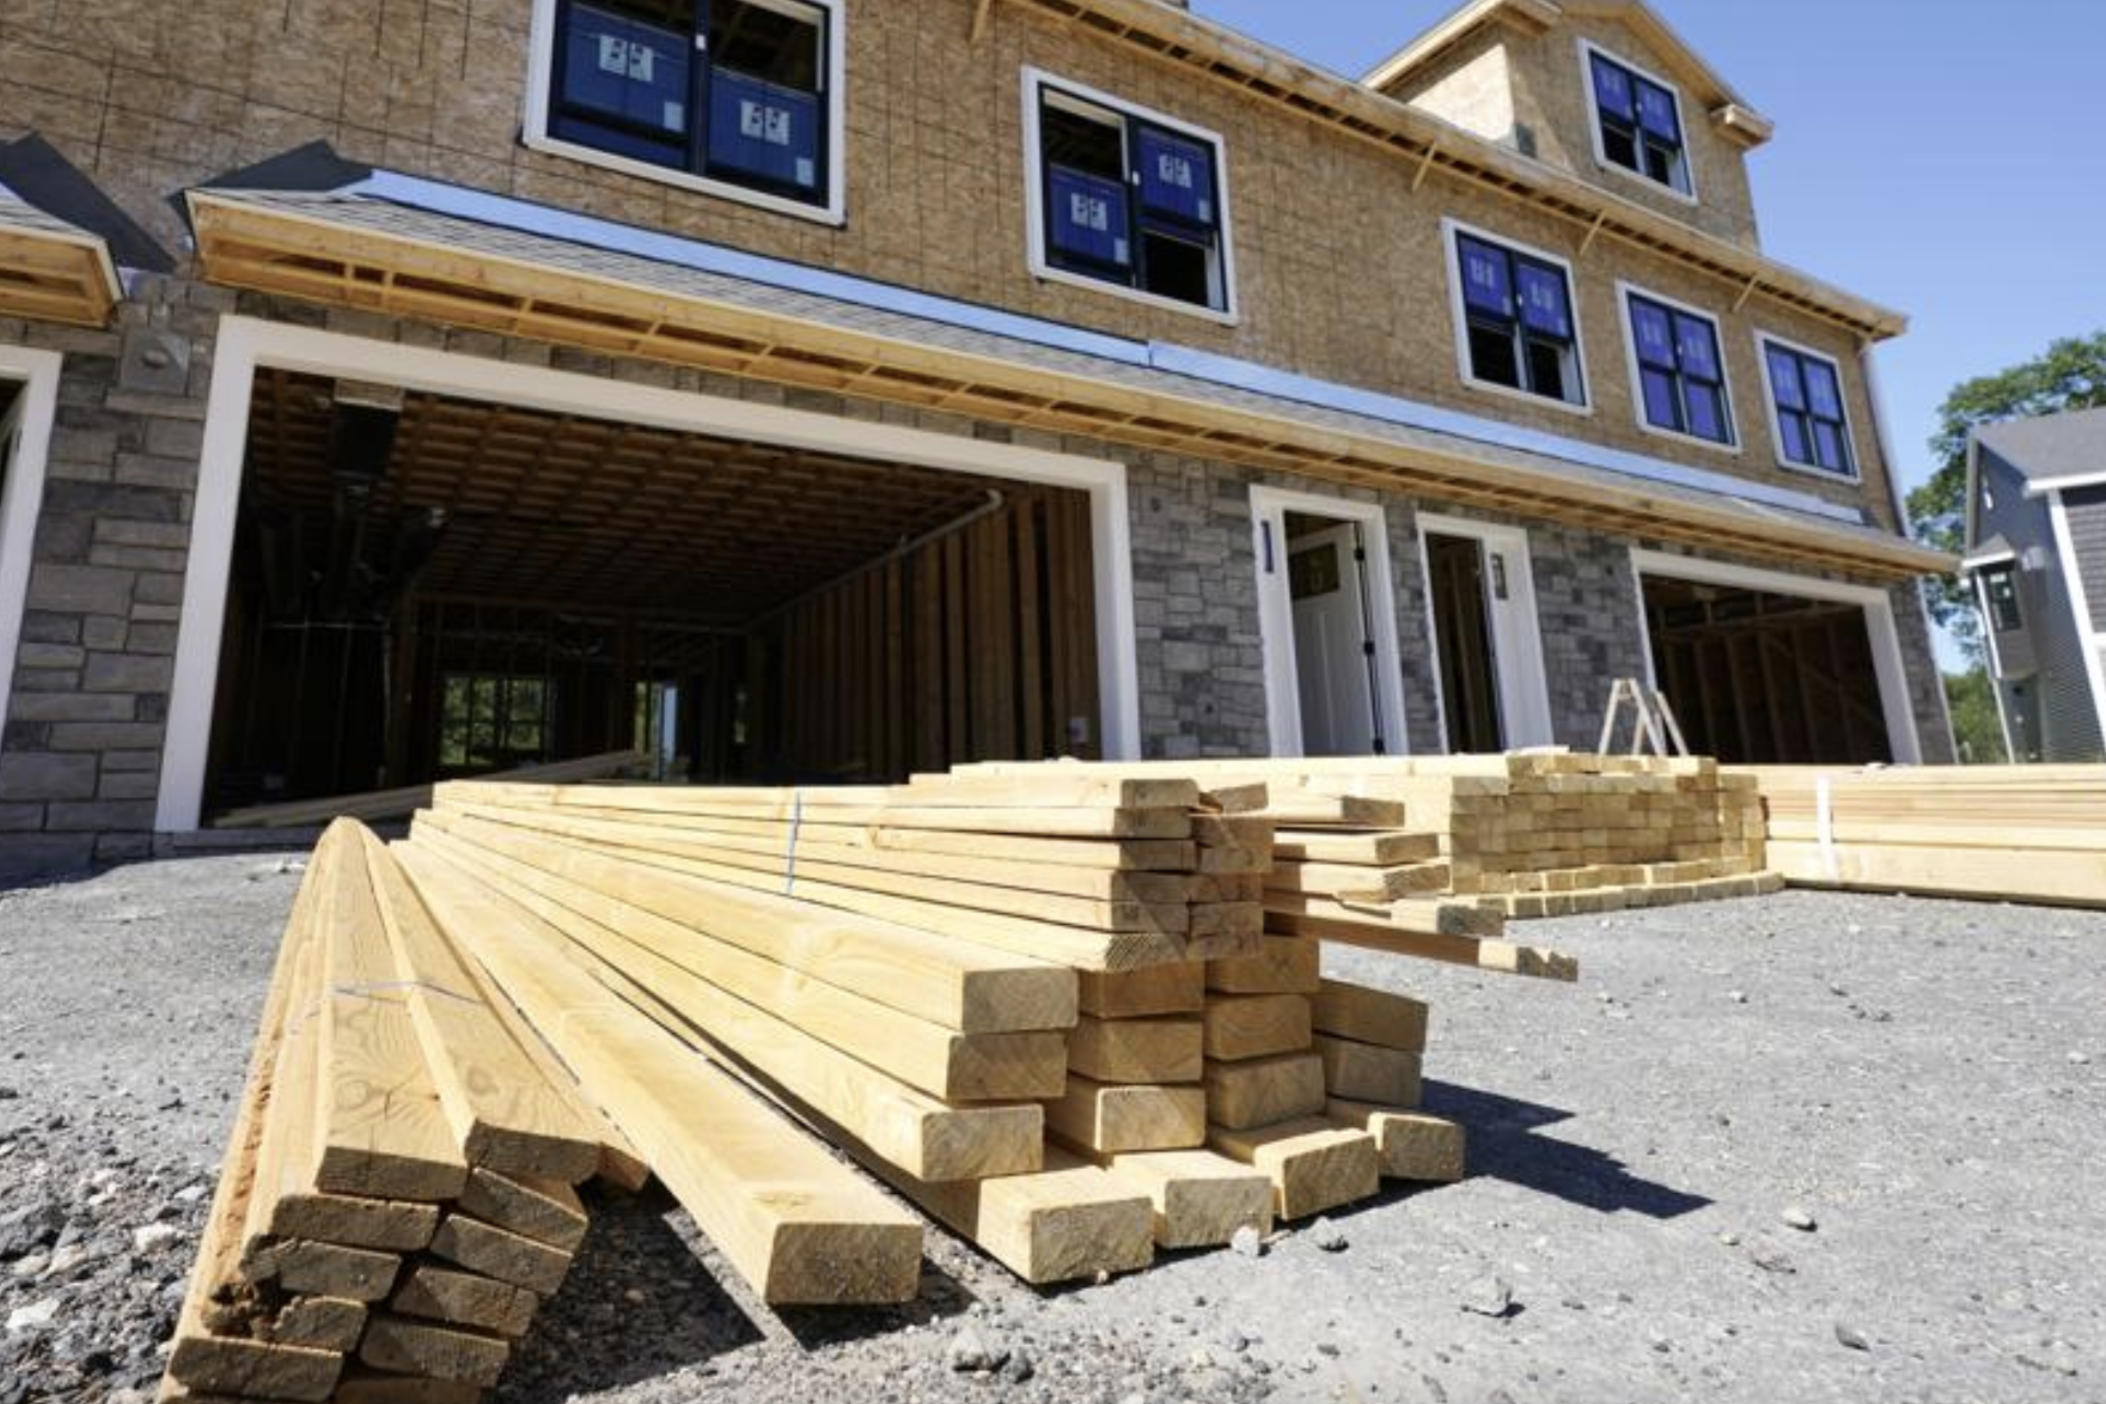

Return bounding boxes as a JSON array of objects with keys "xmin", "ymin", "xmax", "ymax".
[
  {"xmin": 1969, "ymin": 447, "xmax": 2103, "ymax": 761},
  {"xmin": 2062, "ymin": 484, "xmax": 2106, "ymax": 633}
]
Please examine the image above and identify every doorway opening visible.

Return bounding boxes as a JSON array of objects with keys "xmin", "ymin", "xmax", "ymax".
[{"xmin": 1416, "ymin": 513, "xmax": 1553, "ymax": 753}]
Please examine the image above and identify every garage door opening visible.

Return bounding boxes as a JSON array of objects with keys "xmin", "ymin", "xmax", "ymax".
[
  {"xmin": 1640, "ymin": 574, "xmax": 1892, "ymax": 764},
  {"xmin": 197, "ymin": 369, "xmax": 1102, "ymax": 819}
]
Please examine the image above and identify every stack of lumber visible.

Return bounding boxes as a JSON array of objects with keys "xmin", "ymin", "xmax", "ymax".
[
  {"xmin": 1735, "ymin": 764, "xmax": 2106, "ymax": 907},
  {"xmin": 171, "ymin": 762, "xmax": 1587, "ymax": 1402},
  {"xmin": 963, "ymin": 754, "xmax": 1779, "ymax": 924},
  {"xmin": 164, "ymin": 820, "xmax": 621, "ymax": 1404}
]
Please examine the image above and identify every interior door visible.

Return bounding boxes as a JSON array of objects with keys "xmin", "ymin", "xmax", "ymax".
[{"xmin": 1288, "ymin": 523, "xmax": 1381, "ymax": 756}]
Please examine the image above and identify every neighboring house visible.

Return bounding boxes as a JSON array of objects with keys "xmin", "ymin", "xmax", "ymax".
[
  {"xmin": 0, "ymin": 0, "xmax": 1953, "ymax": 878},
  {"xmin": 1962, "ymin": 407, "xmax": 2106, "ymax": 762}
]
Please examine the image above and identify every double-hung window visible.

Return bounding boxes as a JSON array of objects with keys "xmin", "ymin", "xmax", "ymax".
[
  {"xmin": 1586, "ymin": 46, "xmax": 1691, "ymax": 197},
  {"xmin": 1761, "ymin": 338, "xmax": 1856, "ymax": 477},
  {"xmin": 1981, "ymin": 567, "xmax": 2024, "ymax": 633},
  {"xmin": 539, "ymin": 0, "xmax": 840, "ymax": 216},
  {"xmin": 1450, "ymin": 227, "xmax": 1586, "ymax": 408},
  {"xmin": 1027, "ymin": 73, "xmax": 1233, "ymax": 317},
  {"xmin": 1624, "ymin": 290, "xmax": 1733, "ymax": 447}
]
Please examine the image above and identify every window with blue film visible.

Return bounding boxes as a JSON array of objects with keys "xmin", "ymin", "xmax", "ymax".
[
  {"xmin": 1763, "ymin": 341, "xmax": 1855, "ymax": 475},
  {"xmin": 549, "ymin": 0, "xmax": 831, "ymax": 207},
  {"xmin": 1625, "ymin": 293, "xmax": 1731, "ymax": 445},
  {"xmin": 1588, "ymin": 49, "xmax": 1690, "ymax": 196},
  {"xmin": 1455, "ymin": 232, "xmax": 1584, "ymax": 406},
  {"xmin": 1037, "ymin": 84, "xmax": 1228, "ymax": 312}
]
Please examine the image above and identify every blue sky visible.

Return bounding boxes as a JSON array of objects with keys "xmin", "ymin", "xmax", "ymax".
[{"xmin": 1192, "ymin": 0, "xmax": 2105, "ymax": 530}]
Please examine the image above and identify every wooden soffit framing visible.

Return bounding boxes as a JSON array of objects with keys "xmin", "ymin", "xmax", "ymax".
[
  {"xmin": 1005, "ymin": 0, "xmax": 1885, "ymax": 338},
  {"xmin": 185, "ymin": 190, "xmax": 1947, "ymax": 583},
  {"xmin": 0, "ymin": 195, "xmax": 119, "ymax": 327}
]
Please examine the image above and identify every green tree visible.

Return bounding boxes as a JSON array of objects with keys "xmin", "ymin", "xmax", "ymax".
[
  {"xmin": 1908, "ymin": 331, "xmax": 2106, "ymax": 660},
  {"xmin": 1942, "ymin": 669, "xmax": 2009, "ymax": 765}
]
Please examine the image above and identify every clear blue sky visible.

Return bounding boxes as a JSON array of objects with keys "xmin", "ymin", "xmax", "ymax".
[{"xmin": 1193, "ymin": 0, "xmax": 2105, "ymax": 543}]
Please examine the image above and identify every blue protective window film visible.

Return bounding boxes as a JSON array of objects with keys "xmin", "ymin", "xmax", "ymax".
[
  {"xmin": 1636, "ymin": 79, "xmax": 1681, "ymax": 142},
  {"xmin": 562, "ymin": 6, "xmax": 691, "ymax": 134},
  {"xmin": 1628, "ymin": 293, "xmax": 1729, "ymax": 444},
  {"xmin": 1458, "ymin": 236, "xmax": 1514, "ymax": 318},
  {"xmin": 1674, "ymin": 313, "xmax": 1721, "ymax": 381},
  {"xmin": 1767, "ymin": 346, "xmax": 1807, "ymax": 410},
  {"xmin": 1591, "ymin": 54, "xmax": 1634, "ymax": 119},
  {"xmin": 707, "ymin": 70, "xmax": 821, "ymax": 191},
  {"xmin": 1591, "ymin": 49, "xmax": 1687, "ymax": 194},
  {"xmin": 1136, "ymin": 126, "xmax": 1216, "ymax": 228},
  {"xmin": 1048, "ymin": 166, "xmax": 1132, "ymax": 270},
  {"xmin": 1631, "ymin": 299, "xmax": 1676, "ymax": 368},
  {"xmin": 1516, "ymin": 261, "xmax": 1572, "ymax": 340}
]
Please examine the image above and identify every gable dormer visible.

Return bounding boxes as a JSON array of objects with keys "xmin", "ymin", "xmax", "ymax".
[{"xmin": 1366, "ymin": 0, "xmax": 1772, "ymax": 251}]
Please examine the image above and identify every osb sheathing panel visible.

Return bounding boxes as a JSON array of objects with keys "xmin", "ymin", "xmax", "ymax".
[{"xmin": 0, "ymin": 0, "xmax": 1896, "ymax": 530}]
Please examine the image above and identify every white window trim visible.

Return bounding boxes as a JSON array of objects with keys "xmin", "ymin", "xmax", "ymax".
[
  {"xmin": 1246, "ymin": 486, "xmax": 1411, "ymax": 759},
  {"xmin": 1415, "ymin": 511, "xmax": 1557, "ymax": 751},
  {"xmin": 1577, "ymin": 37, "xmax": 1699, "ymax": 206},
  {"xmin": 0, "ymin": 346, "xmax": 65, "ymax": 754},
  {"xmin": 156, "ymin": 317, "xmax": 1146, "ymax": 831},
  {"xmin": 1021, "ymin": 66, "xmax": 1241, "ymax": 327},
  {"xmin": 1441, "ymin": 216, "xmax": 1594, "ymax": 418},
  {"xmin": 1613, "ymin": 279, "xmax": 1740, "ymax": 456},
  {"xmin": 1626, "ymin": 547, "xmax": 1923, "ymax": 764},
  {"xmin": 522, "ymin": 0, "xmax": 849, "ymax": 227},
  {"xmin": 1753, "ymin": 329, "xmax": 1864, "ymax": 484}
]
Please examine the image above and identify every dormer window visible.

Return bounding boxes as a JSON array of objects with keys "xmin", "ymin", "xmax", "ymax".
[{"xmin": 1584, "ymin": 45, "xmax": 1692, "ymax": 199}]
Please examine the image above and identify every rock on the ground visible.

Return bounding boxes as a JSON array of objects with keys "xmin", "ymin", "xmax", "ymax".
[
  {"xmin": 1230, "ymin": 1225, "xmax": 1263, "ymax": 1259},
  {"xmin": 1782, "ymin": 1205, "xmax": 1818, "ymax": 1232},
  {"xmin": 1459, "ymin": 1276, "xmax": 1514, "ymax": 1318}
]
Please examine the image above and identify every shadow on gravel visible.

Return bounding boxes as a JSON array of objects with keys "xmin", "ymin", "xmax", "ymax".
[
  {"xmin": 496, "ymin": 1188, "xmax": 765, "ymax": 1403},
  {"xmin": 774, "ymin": 1260, "xmax": 982, "ymax": 1350},
  {"xmin": 1424, "ymin": 1081, "xmax": 1712, "ymax": 1220}
]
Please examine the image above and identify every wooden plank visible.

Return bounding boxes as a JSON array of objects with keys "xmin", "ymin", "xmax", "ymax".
[
  {"xmin": 1265, "ymin": 909, "xmax": 1578, "ymax": 982},
  {"xmin": 391, "ymin": 1264, "xmax": 541, "ymax": 1338},
  {"xmin": 1763, "ymin": 839, "xmax": 2106, "ymax": 907},
  {"xmin": 853, "ymin": 1145, "xmax": 1154, "ymax": 1286},
  {"xmin": 212, "ymin": 750, "xmax": 646, "ymax": 829},
  {"xmin": 1268, "ymin": 859, "xmax": 1452, "ymax": 901},
  {"xmin": 1207, "ymin": 1119, "xmax": 1380, "ymax": 1220},
  {"xmin": 455, "ymin": 1169, "xmax": 588, "ymax": 1253},
  {"xmin": 239, "ymin": 1239, "xmax": 401, "ymax": 1302},
  {"xmin": 414, "ymin": 819, "xmax": 1068, "ymax": 1101},
  {"xmin": 310, "ymin": 822, "xmax": 469, "ymax": 1203},
  {"xmin": 358, "ymin": 1316, "xmax": 509, "ymax": 1388},
  {"xmin": 1311, "ymin": 979, "xmax": 1429, "ymax": 1052},
  {"xmin": 1327, "ymin": 1100, "xmax": 1466, "ymax": 1183},
  {"xmin": 269, "ymin": 1298, "xmax": 367, "ymax": 1352},
  {"xmin": 1097, "ymin": 1148, "xmax": 1275, "ymax": 1249},
  {"xmin": 414, "ymin": 810, "xmax": 1076, "ymax": 1033},
  {"xmin": 1076, "ymin": 962, "xmax": 1206, "ymax": 1018},
  {"xmin": 428, "ymin": 1214, "xmax": 570, "ymax": 1295},
  {"xmin": 1202, "ymin": 1052, "xmax": 1326, "ymax": 1130},
  {"xmin": 1206, "ymin": 936, "xmax": 1321, "ymax": 995},
  {"xmin": 397, "ymin": 842, "xmax": 929, "ymax": 1301},
  {"xmin": 359, "ymin": 829, "xmax": 601, "ymax": 1183},
  {"xmin": 1272, "ymin": 829, "xmax": 1440, "ymax": 865},
  {"xmin": 1261, "ymin": 789, "xmax": 1410, "ymax": 827},
  {"xmin": 1043, "ymin": 1076, "xmax": 1206, "ymax": 1154},
  {"xmin": 1200, "ymin": 994, "xmax": 1312, "ymax": 1061},
  {"xmin": 1313, "ymin": 1035, "xmax": 1423, "ymax": 1106},
  {"xmin": 1066, "ymin": 1016, "xmax": 1203, "ymax": 1084},
  {"xmin": 403, "ymin": 835, "xmax": 1039, "ymax": 1184}
]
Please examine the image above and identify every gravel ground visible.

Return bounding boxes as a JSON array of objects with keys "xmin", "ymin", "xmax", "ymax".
[{"xmin": 1, "ymin": 854, "xmax": 2100, "ymax": 1404}]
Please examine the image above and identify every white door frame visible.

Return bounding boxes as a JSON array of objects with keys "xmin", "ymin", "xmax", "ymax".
[
  {"xmin": 1415, "ymin": 511, "xmax": 1556, "ymax": 750},
  {"xmin": 0, "ymin": 346, "xmax": 65, "ymax": 746},
  {"xmin": 1626, "ymin": 547, "xmax": 1924, "ymax": 764},
  {"xmin": 156, "ymin": 316, "xmax": 1145, "ymax": 831},
  {"xmin": 1248, "ymin": 486, "xmax": 1410, "ymax": 759}
]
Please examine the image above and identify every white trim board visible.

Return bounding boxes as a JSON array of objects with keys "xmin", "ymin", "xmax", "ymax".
[
  {"xmin": 1415, "ymin": 510, "xmax": 1556, "ymax": 750},
  {"xmin": 1247, "ymin": 486, "xmax": 1411, "ymax": 759},
  {"xmin": 1626, "ymin": 547, "xmax": 1924, "ymax": 764},
  {"xmin": 2046, "ymin": 490, "xmax": 2106, "ymax": 751},
  {"xmin": 1020, "ymin": 66, "xmax": 1242, "ymax": 326},
  {"xmin": 521, "ymin": 0, "xmax": 850, "ymax": 227},
  {"xmin": 0, "ymin": 346, "xmax": 64, "ymax": 750},
  {"xmin": 154, "ymin": 316, "xmax": 1144, "ymax": 831}
]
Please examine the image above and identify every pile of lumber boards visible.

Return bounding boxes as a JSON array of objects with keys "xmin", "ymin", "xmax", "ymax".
[
  {"xmin": 169, "ymin": 765, "xmax": 1587, "ymax": 1402},
  {"xmin": 1736, "ymin": 763, "xmax": 2106, "ymax": 907},
  {"xmin": 965, "ymin": 754, "xmax": 1779, "ymax": 922}
]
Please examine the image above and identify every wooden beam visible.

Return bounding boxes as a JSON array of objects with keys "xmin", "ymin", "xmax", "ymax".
[{"xmin": 970, "ymin": 0, "xmax": 996, "ymax": 41}]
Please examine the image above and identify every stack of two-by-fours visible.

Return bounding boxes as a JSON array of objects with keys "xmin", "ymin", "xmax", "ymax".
[{"xmin": 163, "ymin": 767, "xmax": 1575, "ymax": 1404}]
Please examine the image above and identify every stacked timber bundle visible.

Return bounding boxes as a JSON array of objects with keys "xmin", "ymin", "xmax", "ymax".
[
  {"xmin": 964, "ymin": 754, "xmax": 1779, "ymax": 924},
  {"xmin": 1735, "ymin": 764, "xmax": 2106, "ymax": 907},
  {"xmin": 169, "ymin": 765, "xmax": 1584, "ymax": 1403},
  {"xmin": 163, "ymin": 821, "xmax": 629, "ymax": 1404}
]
